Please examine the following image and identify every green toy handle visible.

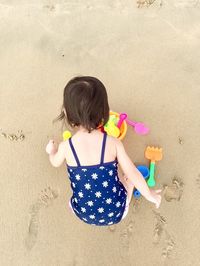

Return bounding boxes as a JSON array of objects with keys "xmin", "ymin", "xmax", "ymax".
[{"xmin": 147, "ymin": 162, "xmax": 156, "ymax": 187}]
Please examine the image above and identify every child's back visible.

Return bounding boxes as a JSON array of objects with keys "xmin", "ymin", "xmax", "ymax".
[{"xmin": 65, "ymin": 129, "xmax": 116, "ymax": 167}]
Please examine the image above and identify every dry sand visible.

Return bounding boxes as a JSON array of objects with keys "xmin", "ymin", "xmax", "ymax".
[{"xmin": 0, "ymin": 1, "xmax": 200, "ymax": 265}]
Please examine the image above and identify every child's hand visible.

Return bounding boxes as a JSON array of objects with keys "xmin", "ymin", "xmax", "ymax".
[
  {"xmin": 147, "ymin": 189, "xmax": 162, "ymax": 208},
  {"xmin": 46, "ymin": 140, "xmax": 57, "ymax": 155}
]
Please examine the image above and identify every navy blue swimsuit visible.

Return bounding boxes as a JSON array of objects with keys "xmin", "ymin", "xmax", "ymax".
[{"xmin": 67, "ymin": 132, "xmax": 127, "ymax": 226}]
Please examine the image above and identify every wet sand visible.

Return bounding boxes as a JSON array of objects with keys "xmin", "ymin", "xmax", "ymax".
[{"xmin": 0, "ymin": 1, "xmax": 200, "ymax": 265}]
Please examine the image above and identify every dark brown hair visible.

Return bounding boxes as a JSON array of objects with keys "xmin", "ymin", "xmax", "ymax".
[{"xmin": 55, "ymin": 76, "xmax": 110, "ymax": 133}]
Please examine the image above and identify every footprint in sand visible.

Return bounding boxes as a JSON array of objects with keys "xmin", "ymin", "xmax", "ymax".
[
  {"xmin": 0, "ymin": 129, "xmax": 26, "ymax": 141},
  {"xmin": 118, "ymin": 199, "xmax": 139, "ymax": 256},
  {"xmin": 152, "ymin": 211, "xmax": 175, "ymax": 259},
  {"xmin": 109, "ymin": 198, "xmax": 137, "ymax": 233},
  {"xmin": 109, "ymin": 219, "xmax": 134, "ymax": 233},
  {"xmin": 119, "ymin": 220, "xmax": 134, "ymax": 255},
  {"xmin": 127, "ymin": 220, "xmax": 134, "ymax": 233},
  {"xmin": 131, "ymin": 198, "xmax": 141, "ymax": 214},
  {"xmin": 163, "ymin": 177, "xmax": 184, "ymax": 202},
  {"xmin": 38, "ymin": 186, "xmax": 59, "ymax": 207},
  {"xmin": 137, "ymin": 0, "xmax": 157, "ymax": 8},
  {"xmin": 153, "ymin": 211, "xmax": 167, "ymax": 244},
  {"xmin": 162, "ymin": 230, "xmax": 175, "ymax": 260},
  {"xmin": 120, "ymin": 228, "xmax": 130, "ymax": 250},
  {"xmin": 24, "ymin": 186, "xmax": 59, "ymax": 250}
]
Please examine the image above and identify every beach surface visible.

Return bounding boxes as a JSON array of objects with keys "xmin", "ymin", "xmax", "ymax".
[{"xmin": 0, "ymin": 1, "xmax": 200, "ymax": 265}]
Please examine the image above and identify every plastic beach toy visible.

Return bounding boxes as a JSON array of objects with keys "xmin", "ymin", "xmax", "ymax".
[
  {"xmin": 133, "ymin": 165, "xmax": 150, "ymax": 198},
  {"xmin": 117, "ymin": 113, "xmax": 127, "ymax": 128},
  {"xmin": 105, "ymin": 111, "xmax": 127, "ymax": 140},
  {"xmin": 126, "ymin": 118, "xmax": 149, "ymax": 135},
  {"xmin": 104, "ymin": 120, "xmax": 120, "ymax": 138},
  {"xmin": 104, "ymin": 114, "xmax": 120, "ymax": 138},
  {"xmin": 62, "ymin": 130, "xmax": 72, "ymax": 141},
  {"xmin": 145, "ymin": 146, "xmax": 163, "ymax": 187}
]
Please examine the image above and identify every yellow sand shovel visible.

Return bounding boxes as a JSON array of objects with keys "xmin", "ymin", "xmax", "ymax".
[{"xmin": 145, "ymin": 146, "xmax": 163, "ymax": 187}]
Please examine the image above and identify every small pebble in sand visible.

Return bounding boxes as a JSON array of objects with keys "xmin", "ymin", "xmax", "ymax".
[
  {"xmin": 0, "ymin": 132, "xmax": 7, "ymax": 138},
  {"xmin": 108, "ymin": 225, "xmax": 116, "ymax": 232},
  {"xmin": 43, "ymin": 5, "xmax": 55, "ymax": 11},
  {"xmin": 178, "ymin": 137, "xmax": 184, "ymax": 145}
]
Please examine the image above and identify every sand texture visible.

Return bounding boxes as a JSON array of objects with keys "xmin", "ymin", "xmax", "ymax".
[{"xmin": 0, "ymin": 1, "xmax": 200, "ymax": 265}]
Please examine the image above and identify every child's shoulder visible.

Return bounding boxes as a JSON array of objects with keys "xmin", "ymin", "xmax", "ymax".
[
  {"xmin": 106, "ymin": 134, "xmax": 122, "ymax": 146},
  {"xmin": 106, "ymin": 134, "xmax": 119, "ymax": 146}
]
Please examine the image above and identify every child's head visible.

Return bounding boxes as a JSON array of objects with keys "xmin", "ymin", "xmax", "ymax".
[{"xmin": 56, "ymin": 76, "xmax": 110, "ymax": 133}]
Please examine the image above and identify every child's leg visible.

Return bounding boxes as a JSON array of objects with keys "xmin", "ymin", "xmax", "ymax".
[{"xmin": 119, "ymin": 175, "xmax": 134, "ymax": 204}]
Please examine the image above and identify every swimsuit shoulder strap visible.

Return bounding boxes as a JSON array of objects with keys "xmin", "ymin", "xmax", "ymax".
[
  {"xmin": 68, "ymin": 138, "xmax": 81, "ymax": 167},
  {"xmin": 100, "ymin": 132, "xmax": 107, "ymax": 164}
]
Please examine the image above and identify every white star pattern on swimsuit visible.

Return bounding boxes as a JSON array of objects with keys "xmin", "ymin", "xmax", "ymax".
[
  {"xmin": 91, "ymin": 173, "xmax": 98, "ymax": 180},
  {"xmin": 112, "ymin": 186, "xmax": 117, "ymax": 193},
  {"xmin": 106, "ymin": 198, "xmax": 112, "ymax": 204},
  {"xmin": 81, "ymin": 207, "xmax": 86, "ymax": 213},
  {"xmin": 82, "ymin": 169, "xmax": 87, "ymax": 172},
  {"xmin": 87, "ymin": 201, "xmax": 94, "ymax": 206},
  {"xmin": 84, "ymin": 183, "xmax": 91, "ymax": 190},
  {"xmin": 116, "ymin": 201, "xmax": 121, "ymax": 207},
  {"xmin": 78, "ymin": 192, "xmax": 84, "ymax": 198},
  {"xmin": 99, "ymin": 166, "xmax": 105, "ymax": 170},
  {"xmin": 108, "ymin": 212, "xmax": 114, "ymax": 217},
  {"xmin": 95, "ymin": 191, "xmax": 102, "ymax": 198},
  {"xmin": 115, "ymin": 176, "xmax": 118, "ymax": 181},
  {"xmin": 116, "ymin": 213, "xmax": 121, "ymax": 217},
  {"xmin": 98, "ymin": 207, "xmax": 104, "ymax": 213},
  {"xmin": 74, "ymin": 198, "xmax": 78, "ymax": 203},
  {"xmin": 72, "ymin": 182, "xmax": 76, "ymax": 188},
  {"xmin": 99, "ymin": 219, "xmax": 105, "ymax": 223},
  {"xmin": 102, "ymin": 181, "xmax": 108, "ymax": 187},
  {"xmin": 89, "ymin": 215, "xmax": 95, "ymax": 219},
  {"xmin": 75, "ymin": 174, "xmax": 81, "ymax": 181},
  {"xmin": 108, "ymin": 222, "xmax": 113, "ymax": 225},
  {"xmin": 109, "ymin": 170, "xmax": 113, "ymax": 176}
]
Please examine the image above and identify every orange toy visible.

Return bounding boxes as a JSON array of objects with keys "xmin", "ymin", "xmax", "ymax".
[
  {"xmin": 145, "ymin": 146, "xmax": 163, "ymax": 187},
  {"xmin": 109, "ymin": 111, "xmax": 127, "ymax": 140}
]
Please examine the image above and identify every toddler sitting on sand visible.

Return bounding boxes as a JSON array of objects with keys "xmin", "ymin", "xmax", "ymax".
[{"xmin": 46, "ymin": 76, "xmax": 161, "ymax": 226}]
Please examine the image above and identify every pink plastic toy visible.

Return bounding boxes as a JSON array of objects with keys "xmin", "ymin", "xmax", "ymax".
[
  {"xmin": 117, "ymin": 113, "xmax": 127, "ymax": 128},
  {"xmin": 117, "ymin": 112, "xmax": 149, "ymax": 135},
  {"xmin": 126, "ymin": 118, "xmax": 149, "ymax": 135}
]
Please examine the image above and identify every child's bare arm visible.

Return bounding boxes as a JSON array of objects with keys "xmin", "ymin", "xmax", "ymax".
[
  {"xmin": 115, "ymin": 139, "xmax": 161, "ymax": 208},
  {"xmin": 46, "ymin": 140, "xmax": 66, "ymax": 167}
]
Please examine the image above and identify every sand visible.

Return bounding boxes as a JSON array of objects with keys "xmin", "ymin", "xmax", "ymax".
[{"xmin": 0, "ymin": 1, "xmax": 200, "ymax": 265}]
